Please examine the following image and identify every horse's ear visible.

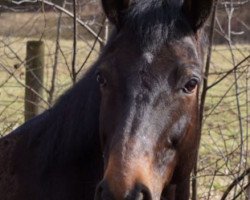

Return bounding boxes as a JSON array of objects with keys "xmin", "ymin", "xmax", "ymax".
[
  {"xmin": 183, "ymin": 0, "xmax": 213, "ymax": 32},
  {"xmin": 101, "ymin": 0, "xmax": 130, "ymax": 26}
]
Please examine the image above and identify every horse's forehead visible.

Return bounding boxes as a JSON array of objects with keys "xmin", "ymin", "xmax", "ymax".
[
  {"xmin": 140, "ymin": 36, "xmax": 199, "ymax": 67},
  {"xmin": 100, "ymin": 33, "xmax": 200, "ymax": 76}
]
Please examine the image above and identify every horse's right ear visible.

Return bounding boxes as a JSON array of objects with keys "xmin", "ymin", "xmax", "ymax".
[
  {"xmin": 101, "ymin": 0, "xmax": 130, "ymax": 26},
  {"xmin": 183, "ymin": 0, "xmax": 213, "ymax": 32}
]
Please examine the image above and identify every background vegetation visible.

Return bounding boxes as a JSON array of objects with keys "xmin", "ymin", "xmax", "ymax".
[{"xmin": 0, "ymin": 0, "xmax": 249, "ymax": 199}]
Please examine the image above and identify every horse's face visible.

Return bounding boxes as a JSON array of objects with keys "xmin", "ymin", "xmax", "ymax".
[{"xmin": 95, "ymin": 0, "xmax": 213, "ymax": 199}]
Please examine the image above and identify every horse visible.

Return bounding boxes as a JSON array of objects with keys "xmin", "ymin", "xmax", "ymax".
[{"xmin": 0, "ymin": 0, "xmax": 213, "ymax": 199}]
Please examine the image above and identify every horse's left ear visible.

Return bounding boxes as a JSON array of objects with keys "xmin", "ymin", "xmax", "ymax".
[
  {"xmin": 101, "ymin": 0, "xmax": 130, "ymax": 26},
  {"xmin": 183, "ymin": 0, "xmax": 213, "ymax": 32}
]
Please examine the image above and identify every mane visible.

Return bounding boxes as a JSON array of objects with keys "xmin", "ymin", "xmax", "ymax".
[
  {"xmin": 121, "ymin": 0, "xmax": 194, "ymax": 51},
  {"xmin": 22, "ymin": 63, "xmax": 102, "ymax": 166}
]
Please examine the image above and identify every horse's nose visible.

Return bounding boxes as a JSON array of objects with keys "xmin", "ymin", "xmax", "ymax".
[
  {"xmin": 94, "ymin": 181, "xmax": 111, "ymax": 200},
  {"xmin": 94, "ymin": 181, "xmax": 152, "ymax": 200},
  {"xmin": 132, "ymin": 184, "xmax": 152, "ymax": 200}
]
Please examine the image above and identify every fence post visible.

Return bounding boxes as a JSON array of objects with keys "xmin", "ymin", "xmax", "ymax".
[{"xmin": 25, "ymin": 41, "xmax": 44, "ymax": 121}]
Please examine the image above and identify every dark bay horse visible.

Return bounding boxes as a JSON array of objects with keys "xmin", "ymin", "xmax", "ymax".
[{"xmin": 0, "ymin": 0, "xmax": 213, "ymax": 199}]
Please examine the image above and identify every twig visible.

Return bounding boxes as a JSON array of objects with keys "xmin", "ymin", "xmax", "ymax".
[
  {"xmin": 76, "ymin": 17, "xmax": 106, "ymax": 75},
  {"xmin": 207, "ymin": 55, "xmax": 250, "ymax": 90},
  {"xmin": 0, "ymin": 63, "xmax": 50, "ymax": 107},
  {"xmin": 204, "ymin": 67, "xmax": 247, "ymax": 120},
  {"xmin": 231, "ymin": 182, "xmax": 250, "ymax": 200},
  {"xmin": 225, "ymin": 3, "xmax": 245, "ymax": 196},
  {"xmin": 48, "ymin": 5, "xmax": 64, "ymax": 105},
  {"xmin": 11, "ymin": 0, "xmax": 105, "ymax": 44},
  {"xmin": 193, "ymin": 1, "xmax": 218, "ymax": 200},
  {"xmin": 71, "ymin": 0, "xmax": 77, "ymax": 84},
  {"xmin": 220, "ymin": 168, "xmax": 250, "ymax": 200}
]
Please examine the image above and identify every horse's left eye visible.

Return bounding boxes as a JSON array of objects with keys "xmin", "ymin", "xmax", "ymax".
[
  {"xmin": 183, "ymin": 78, "xmax": 198, "ymax": 93},
  {"xmin": 96, "ymin": 73, "xmax": 107, "ymax": 87}
]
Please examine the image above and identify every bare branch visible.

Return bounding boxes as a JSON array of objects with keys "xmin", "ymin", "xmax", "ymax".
[
  {"xmin": 71, "ymin": 0, "xmax": 77, "ymax": 84},
  {"xmin": 0, "ymin": 63, "xmax": 50, "ymax": 107},
  {"xmin": 220, "ymin": 168, "xmax": 250, "ymax": 200},
  {"xmin": 207, "ymin": 55, "xmax": 250, "ymax": 90},
  {"xmin": 11, "ymin": 0, "xmax": 105, "ymax": 44}
]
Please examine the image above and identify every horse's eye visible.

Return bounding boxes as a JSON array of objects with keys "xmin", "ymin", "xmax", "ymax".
[
  {"xmin": 183, "ymin": 78, "xmax": 198, "ymax": 93},
  {"xmin": 96, "ymin": 73, "xmax": 107, "ymax": 87}
]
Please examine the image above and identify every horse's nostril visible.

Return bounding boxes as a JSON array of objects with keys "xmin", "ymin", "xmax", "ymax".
[
  {"xmin": 94, "ymin": 182, "xmax": 104, "ymax": 200},
  {"xmin": 136, "ymin": 184, "xmax": 152, "ymax": 200},
  {"xmin": 95, "ymin": 181, "xmax": 152, "ymax": 200},
  {"xmin": 137, "ymin": 192, "xmax": 145, "ymax": 200},
  {"xmin": 95, "ymin": 181, "xmax": 114, "ymax": 200}
]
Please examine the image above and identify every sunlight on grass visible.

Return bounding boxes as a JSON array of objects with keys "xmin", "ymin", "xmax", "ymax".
[
  {"xmin": 198, "ymin": 44, "xmax": 250, "ymax": 199},
  {"xmin": 0, "ymin": 36, "xmax": 100, "ymax": 134}
]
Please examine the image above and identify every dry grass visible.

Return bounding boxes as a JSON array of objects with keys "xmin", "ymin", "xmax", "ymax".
[
  {"xmin": 0, "ymin": 12, "xmax": 102, "ymax": 40},
  {"xmin": 0, "ymin": 36, "xmax": 100, "ymax": 134},
  {"xmin": 198, "ymin": 44, "xmax": 250, "ymax": 199}
]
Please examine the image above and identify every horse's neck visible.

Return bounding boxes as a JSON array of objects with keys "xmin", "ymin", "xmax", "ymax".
[
  {"xmin": 20, "ymin": 68, "xmax": 103, "ymax": 171},
  {"xmin": 49, "ymin": 73, "xmax": 102, "ymax": 164}
]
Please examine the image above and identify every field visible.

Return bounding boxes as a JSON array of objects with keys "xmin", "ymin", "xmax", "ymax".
[
  {"xmin": 198, "ymin": 45, "xmax": 250, "ymax": 199},
  {"xmin": 0, "ymin": 36, "xmax": 100, "ymax": 132},
  {"xmin": 0, "ymin": 11, "xmax": 249, "ymax": 199}
]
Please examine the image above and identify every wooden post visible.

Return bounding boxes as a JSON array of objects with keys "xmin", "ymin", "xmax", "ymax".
[{"xmin": 25, "ymin": 41, "xmax": 44, "ymax": 121}]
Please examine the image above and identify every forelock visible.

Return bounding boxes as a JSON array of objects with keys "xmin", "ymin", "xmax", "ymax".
[{"xmin": 121, "ymin": 0, "xmax": 193, "ymax": 51}]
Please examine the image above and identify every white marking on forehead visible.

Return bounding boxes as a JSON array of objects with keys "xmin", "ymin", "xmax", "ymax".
[
  {"xmin": 182, "ymin": 36, "xmax": 195, "ymax": 46},
  {"xmin": 143, "ymin": 52, "xmax": 154, "ymax": 64}
]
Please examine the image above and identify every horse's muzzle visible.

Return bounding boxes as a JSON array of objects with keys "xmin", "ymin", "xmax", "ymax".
[{"xmin": 94, "ymin": 180, "xmax": 152, "ymax": 200}]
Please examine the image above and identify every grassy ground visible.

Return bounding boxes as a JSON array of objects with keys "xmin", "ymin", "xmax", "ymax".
[
  {"xmin": 0, "ymin": 11, "xmax": 102, "ymax": 133},
  {"xmin": 0, "ymin": 36, "xmax": 100, "ymax": 134},
  {"xmin": 0, "ymin": 12, "xmax": 103, "ymax": 40},
  {"xmin": 198, "ymin": 45, "xmax": 250, "ymax": 199}
]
